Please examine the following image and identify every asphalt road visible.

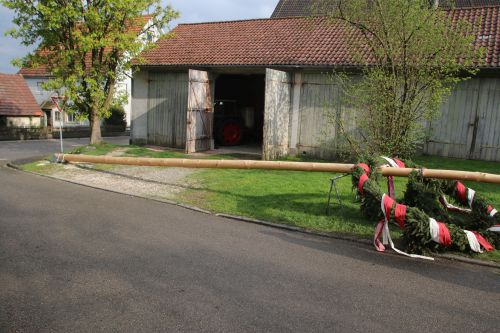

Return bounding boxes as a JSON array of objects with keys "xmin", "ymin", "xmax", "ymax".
[
  {"xmin": 0, "ymin": 166, "xmax": 499, "ymax": 332},
  {"xmin": 0, "ymin": 136, "xmax": 130, "ymax": 161}
]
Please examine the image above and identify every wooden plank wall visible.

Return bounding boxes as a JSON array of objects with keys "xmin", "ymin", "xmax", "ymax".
[
  {"xmin": 186, "ymin": 70, "xmax": 214, "ymax": 153},
  {"xmin": 296, "ymin": 73, "xmax": 340, "ymax": 159},
  {"xmin": 263, "ymin": 69, "xmax": 292, "ymax": 160},
  {"xmin": 292, "ymin": 73, "xmax": 500, "ymax": 162},
  {"xmin": 147, "ymin": 72, "xmax": 188, "ymax": 149},
  {"xmin": 424, "ymin": 78, "xmax": 500, "ymax": 161}
]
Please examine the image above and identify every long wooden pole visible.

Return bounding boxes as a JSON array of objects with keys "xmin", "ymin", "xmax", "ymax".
[{"xmin": 56, "ymin": 154, "xmax": 500, "ymax": 185}]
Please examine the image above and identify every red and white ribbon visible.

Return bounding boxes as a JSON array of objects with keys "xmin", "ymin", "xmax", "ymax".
[
  {"xmin": 439, "ymin": 195, "xmax": 471, "ymax": 213},
  {"xmin": 467, "ymin": 188, "xmax": 475, "ymax": 208},
  {"xmin": 429, "ymin": 218, "xmax": 452, "ymax": 247},
  {"xmin": 464, "ymin": 230, "xmax": 483, "ymax": 253},
  {"xmin": 487, "ymin": 206, "xmax": 498, "ymax": 232},
  {"xmin": 374, "ymin": 194, "xmax": 434, "ymax": 260},
  {"xmin": 381, "ymin": 157, "xmax": 405, "ymax": 199},
  {"xmin": 464, "ymin": 230, "xmax": 494, "ymax": 252},
  {"xmin": 487, "ymin": 205, "xmax": 498, "ymax": 218},
  {"xmin": 381, "ymin": 156, "xmax": 399, "ymax": 168}
]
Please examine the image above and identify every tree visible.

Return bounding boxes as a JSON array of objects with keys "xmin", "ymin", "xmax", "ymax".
[
  {"xmin": 1, "ymin": 0, "xmax": 179, "ymax": 144},
  {"xmin": 315, "ymin": 0, "xmax": 483, "ymax": 158}
]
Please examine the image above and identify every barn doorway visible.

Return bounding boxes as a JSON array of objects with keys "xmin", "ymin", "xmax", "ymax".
[{"xmin": 213, "ymin": 74, "xmax": 265, "ymax": 153}]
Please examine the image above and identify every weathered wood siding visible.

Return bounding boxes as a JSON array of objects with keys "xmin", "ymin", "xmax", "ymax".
[
  {"xmin": 295, "ymin": 73, "xmax": 342, "ymax": 159},
  {"xmin": 134, "ymin": 69, "xmax": 499, "ymax": 162},
  {"xmin": 186, "ymin": 70, "xmax": 214, "ymax": 153},
  {"xmin": 263, "ymin": 69, "xmax": 292, "ymax": 160},
  {"xmin": 425, "ymin": 78, "xmax": 500, "ymax": 161},
  {"xmin": 291, "ymin": 73, "xmax": 500, "ymax": 161},
  {"xmin": 147, "ymin": 72, "xmax": 188, "ymax": 149}
]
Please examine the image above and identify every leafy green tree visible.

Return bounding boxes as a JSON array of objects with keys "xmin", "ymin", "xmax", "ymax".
[
  {"xmin": 2, "ymin": 0, "xmax": 179, "ymax": 144},
  {"xmin": 315, "ymin": 0, "xmax": 483, "ymax": 157}
]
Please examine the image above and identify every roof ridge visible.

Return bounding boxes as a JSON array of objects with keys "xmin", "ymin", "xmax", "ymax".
[
  {"xmin": 177, "ymin": 16, "xmax": 306, "ymax": 27},
  {"xmin": 448, "ymin": 4, "xmax": 500, "ymax": 9}
]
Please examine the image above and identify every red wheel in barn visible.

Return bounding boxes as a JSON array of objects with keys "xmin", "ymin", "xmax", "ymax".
[{"xmin": 218, "ymin": 119, "xmax": 243, "ymax": 146}]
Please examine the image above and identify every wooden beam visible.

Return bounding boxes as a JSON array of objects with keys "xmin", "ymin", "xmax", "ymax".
[{"xmin": 56, "ymin": 154, "xmax": 500, "ymax": 184}]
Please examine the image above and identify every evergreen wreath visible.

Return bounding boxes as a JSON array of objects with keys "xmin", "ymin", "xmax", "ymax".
[{"xmin": 351, "ymin": 157, "xmax": 499, "ymax": 258}]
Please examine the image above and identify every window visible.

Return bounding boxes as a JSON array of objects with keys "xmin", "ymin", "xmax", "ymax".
[
  {"xmin": 54, "ymin": 111, "xmax": 61, "ymax": 122},
  {"xmin": 36, "ymin": 82, "xmax": 45, "ymax": 94},
  {"xmin": 66, "ymin": 112, "xmax": 75, "ymax": 122}
]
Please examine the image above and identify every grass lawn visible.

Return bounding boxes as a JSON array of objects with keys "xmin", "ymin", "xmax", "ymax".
[{"xmin": 70, "ymin": 142, "xmax": 122, "ymax": 156}]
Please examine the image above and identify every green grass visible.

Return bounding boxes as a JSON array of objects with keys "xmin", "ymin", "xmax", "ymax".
[
  {"xmin": 180, "ymin": 168, "xmax": 378, "ymax": 238},
  {"xmin": 123, "ymin": 146, "xmax": 256, "ymax": 161},
  {"xmin": 123, "ymin": 147, "xmax": 188, "ymax": 159},
  {"xmin": 21, "ymin": 159, "xmax": 62, "ymax": 174},
  {"xmin": 178, "ymin": 154, "xmax": 500, "ymax": 262},
  {"xmin": 70, "ymin": 142, "xmax": 121, "ymax": 156}
]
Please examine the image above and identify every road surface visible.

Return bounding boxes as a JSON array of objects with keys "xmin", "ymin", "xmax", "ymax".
[
  {"xmin": 0, "ymin": 136, "xmax": 129, "ymax": 161},
  {"xmin": 0, "ymin": 166, "xmax": 498, "ymax": 332}
]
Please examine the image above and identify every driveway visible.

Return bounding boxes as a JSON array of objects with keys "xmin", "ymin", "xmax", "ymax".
[
  {"xmin": 0, "ymin": 166, "xmax": 498, "ymax": 332},
  {"xmin": 0, "ymin": 136, "xmax": 129, "ymax": 161}
]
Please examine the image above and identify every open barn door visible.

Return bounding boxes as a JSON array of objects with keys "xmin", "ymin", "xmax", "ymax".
[
  {"xmin": 263, "ymin": 69, "xmax": 292, "ymax": 160},
  {"xmin": 186, "ymin": 69, "xmax": 214, "ymax": 153}
]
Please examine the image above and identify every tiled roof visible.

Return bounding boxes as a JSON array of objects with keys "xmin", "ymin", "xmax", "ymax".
[
  {"xmin": 0, "ymin": 74, "xmax": 43, "ymax": 117},
  {"xmin": 271, "ymin": 0, "xmax": 312, "ymax": 18},
  {"xmin": 271, "ymin": 0, "xmax": 500, "ymax": 18},
  {"xmin": 18, "ymin": 15, "xmax": 153, "ymax": 77},
  {"xmin": 140, "ymin": 6, "xmax": 500, "ymax": 69}
]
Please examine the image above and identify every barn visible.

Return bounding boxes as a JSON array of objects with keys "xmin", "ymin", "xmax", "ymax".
[{"xmin": 131, "ymin": 5, "xmax": 500, "ymax": 161}]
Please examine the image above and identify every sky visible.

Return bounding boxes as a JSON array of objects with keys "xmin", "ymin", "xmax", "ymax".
[{"xmin": 0, "ymin": 0, "xmax": 278, "ymax": 74}]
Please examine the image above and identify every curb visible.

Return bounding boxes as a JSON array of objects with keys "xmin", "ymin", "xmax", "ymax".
[
  {"xmin": 215, "ymin": 213, "xmax": 373, "ymax": 245},
  {"xmin": 5, "ymin": 161, "xmax": 500, "ymax": 270},
  {"xmin": 6, "ymin": 162, "xmax": 212, "ymax": 216}
]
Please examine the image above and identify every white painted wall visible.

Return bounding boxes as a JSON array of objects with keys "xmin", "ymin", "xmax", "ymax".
[
  {"xmin": 24, "ymin": 77, "xmax": 56, "ymax": 105},
  {"xmin": 131, "ymin": 69, "xmax": 149, "ymax": 144},
  {"xmin": 5, "ymin": 116, "xmax": 42, "ymax": 128}
]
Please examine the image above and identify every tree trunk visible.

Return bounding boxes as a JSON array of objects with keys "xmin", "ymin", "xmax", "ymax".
[{"xmin": 89, "ymin": 107, "xmax": 102, "ymax": 145}]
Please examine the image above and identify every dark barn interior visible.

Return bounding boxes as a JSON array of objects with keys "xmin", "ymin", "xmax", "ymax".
[{"xmin": 213, "ymin": 74, "xmax": 265, "ymax": 147}]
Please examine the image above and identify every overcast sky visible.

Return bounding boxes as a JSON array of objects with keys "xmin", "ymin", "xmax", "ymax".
[{"xmin": 0, "ymin": 0, "xmax": 278, "ymax": 74}]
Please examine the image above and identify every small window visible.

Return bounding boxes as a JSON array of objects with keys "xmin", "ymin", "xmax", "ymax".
[
  {"xmin": 66, "ymin": 112, "xmax": 75, "ymax": 122},
  {"xmin": 54, "ymin": 111, "xmax": 61, "ymax": 121},
  {"xmin": 36, "ymin": 82, "xmax": 44, "ymax": 94},
  {"xmin": 147, "ymin": 32, "xmax": 153, "ymax": 42}
]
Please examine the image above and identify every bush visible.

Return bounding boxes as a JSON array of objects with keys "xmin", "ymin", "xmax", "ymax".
[{"xmin": 104, "ymin": 105, "xmax": 126, "ymax": 130}]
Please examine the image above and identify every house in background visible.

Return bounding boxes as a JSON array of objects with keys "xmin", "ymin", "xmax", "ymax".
[
  {"xmin": 0, "ymin": 73, "xmax": 43, "ymax": 128},
  {"xmin": 18, "ymin": 15, "xmax": 160, "ymax": 130},
  {"xmin": 130, "ymin": 2, "xmax": 500, "ymax": 161}
]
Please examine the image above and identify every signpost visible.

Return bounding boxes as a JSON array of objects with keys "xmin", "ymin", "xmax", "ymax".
[{"xmin": 51, "ymin": 96, "xmax": 65, "ymax": 153}]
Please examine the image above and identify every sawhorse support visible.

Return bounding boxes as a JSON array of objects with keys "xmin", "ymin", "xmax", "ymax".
[{"xmin": 326, "ymin": 173, "xmax": 350, "ymax": 214}]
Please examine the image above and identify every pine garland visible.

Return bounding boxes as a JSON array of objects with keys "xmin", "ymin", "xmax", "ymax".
[{"xmin": 352, "ymin": 160, "xmax": 498, "ymax": 255}]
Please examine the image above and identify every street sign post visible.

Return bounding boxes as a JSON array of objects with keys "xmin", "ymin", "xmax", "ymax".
[{"xmin": 51, "ymin": 96, "xmax": 66, "ymax": 154}]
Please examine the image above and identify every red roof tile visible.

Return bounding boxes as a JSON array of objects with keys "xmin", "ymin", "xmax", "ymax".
[
  {"xmin": 0, "ymin": 74, "xmax": 43, "ymax": 117},
  {"xmin": 140, "ymin": 6, "xmax": 500, "ymax": 69},
  {"xmin": 271, "ymin": 0, "xmax": 500, "ymax": 18}
]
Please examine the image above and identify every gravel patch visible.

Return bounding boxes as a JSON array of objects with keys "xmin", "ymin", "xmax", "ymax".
[{"xmin": 50, "ymin": 164, "xmax": 197, "ymax": 200}]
